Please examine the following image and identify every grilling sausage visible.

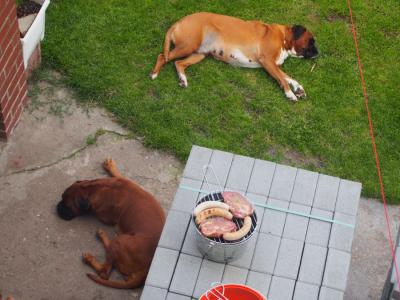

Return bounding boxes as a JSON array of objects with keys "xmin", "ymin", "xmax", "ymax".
[
  {"xmin": 223, "ymin": 216, "xmax": 252, "ymax": 241},
  {"xmin": 195, "ymin": 207, "xmax": 233, "ymax": 225},
  {"xmin": 193, "ymin": 201, "xmax": 230, "ymax": 217}
]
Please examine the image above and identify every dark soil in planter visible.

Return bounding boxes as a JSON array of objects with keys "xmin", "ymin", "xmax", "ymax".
[{"xmin": 17, "ymin": 0, "xmax": 41, "ymax": 18}]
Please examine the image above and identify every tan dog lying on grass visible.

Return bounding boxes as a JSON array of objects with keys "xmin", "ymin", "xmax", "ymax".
[
  {"xmin": 151, "ymin": 12, "xmax": 318, "ymax": 101},
  {"xmin": 57, "ymin": 159, "xmax": 165, "ymax": 289}
]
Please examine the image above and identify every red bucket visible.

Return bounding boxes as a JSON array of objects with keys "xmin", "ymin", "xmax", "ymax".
[{"xmin": 199, "ymin": 284, "xmax": 266, "ymax": 300}]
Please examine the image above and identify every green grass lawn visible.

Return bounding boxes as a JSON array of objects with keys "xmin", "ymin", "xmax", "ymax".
[{"xmin": 42, "ymin": 0, "xmax": 399, "ymax": 202}]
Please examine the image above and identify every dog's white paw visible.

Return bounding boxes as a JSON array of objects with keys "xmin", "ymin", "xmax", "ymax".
[
  {"xmin": 150, "ymin": 72, "xmax": 158, "ymax": 80},
  {"xmin": 294, "ymin": 87, "xmax": 306, "ymax": 98},
  {"xmin": 178, "ymin": 73, "xmax": 188, "ymax": 88},
  {"xmin": 285, "ymin": 90, "xmax": 298, "ymax": 101}
]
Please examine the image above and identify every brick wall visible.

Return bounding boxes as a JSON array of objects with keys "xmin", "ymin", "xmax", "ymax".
[{"xmin": 0, "ymin": 0, "xmax": 28, "ymax": 139}]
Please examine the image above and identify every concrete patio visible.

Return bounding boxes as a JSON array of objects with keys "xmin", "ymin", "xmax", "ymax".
[{"xmin": 0, "ymin": 72, "xmax": 398, "ymax": 299}]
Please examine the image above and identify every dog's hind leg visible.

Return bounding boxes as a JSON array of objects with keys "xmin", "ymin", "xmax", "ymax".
[
  {"xmin": 82, "ymin": 252, "xmax": 113, "ymax": 280},
  {"xmin": 150, "ymin": 45, "xmax": 197, "ymax": 80},
  {"xmin": 103, "ymin": 158, "xmax": 123, "ymax": 178},
  {"xmin": 174, "ymin": 53, "xmax": 206, "ymax": 87},
  {"xmin": 150, "ymin": 54, "xmax": 167, "ymax": 79}
]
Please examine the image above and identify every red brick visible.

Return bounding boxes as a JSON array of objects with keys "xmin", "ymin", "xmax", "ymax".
[
  {"xmin": 7, "ymin": 80, "xmax": 21, "ymax": 107},
  {"xmin": 0, "ymin": 89, "xmax": 8, "ymax": 107},
  {"xmin": 12, "ymin": 102, "xmax": 23, "ymax": 120},
  {"xmin": 0, "ymin": 69, "xmax": 5, "ymax": 84},
  {"xmin": 0, "ymin": 0, "xmax": 14, "ymax": 31},
  {"xmin": 1, "ymin": 92, "xmax": 16, "ymax": 117},
  {"xmin": 18, "ymin": 70, "xmax": 28, "ymax": 89},
  {"xmin": 0, "ymin": 38, "xmax": 15, "ymax": 67},
  {"xmin": 0, "ymin": 16, "xmax": 18, "ymax": 51},
  {"xmin": 3, "ymin": 46, "xmax": 20, "ymax": 76},
  {"xmin": 0, "ymin": 67, "xmax": 18, "ymax": 99}
]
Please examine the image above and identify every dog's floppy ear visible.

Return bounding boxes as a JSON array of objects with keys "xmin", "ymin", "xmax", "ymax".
[
  {"xmin": 292, "ymin": 25, "xmax": 307, "ymax": 40},
  {"xmin": 78, "ymin": 198, "xmax": 90, "ymax": 211}
]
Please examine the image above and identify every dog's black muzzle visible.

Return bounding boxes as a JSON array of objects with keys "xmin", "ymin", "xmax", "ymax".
[{"xmin": 57, "ymin": 201, "xmax": 75, "ymax": 221}]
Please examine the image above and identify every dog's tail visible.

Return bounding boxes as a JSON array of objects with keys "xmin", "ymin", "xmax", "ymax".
[
  {"xmin": 87, "ymin": 272, "xmax": 146, "ymax": 289},
  {"xmin": 163, "ymin": 24, "xmax": 176, "ymax": 62}
]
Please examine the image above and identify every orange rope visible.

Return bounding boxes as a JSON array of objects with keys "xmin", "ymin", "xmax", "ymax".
[{"xmin": 346, "ymin": 0, "xmax": 400, "ymax": 289}]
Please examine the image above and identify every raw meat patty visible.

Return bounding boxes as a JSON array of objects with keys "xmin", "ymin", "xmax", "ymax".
[
  {"xmin": 199, "ymin": 217, "xmax": 237, "ymax": 238},
  {"xmin": 222, "ymin": 191, "xmax": 254, "ymax": 218}
]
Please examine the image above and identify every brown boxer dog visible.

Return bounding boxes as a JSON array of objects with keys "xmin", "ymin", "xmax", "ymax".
[
  {"xmin": 57, "ymin": 159, "xmax": 165, "ymax": 289},
  {"xmin": 150, "ymin": 12, "xmax": 318, "ymax": 101}
]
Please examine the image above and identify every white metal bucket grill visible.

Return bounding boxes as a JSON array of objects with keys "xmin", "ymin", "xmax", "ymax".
[{"xmin": 194, "ymin": 192, "xmax": 257, "ymax": 244}]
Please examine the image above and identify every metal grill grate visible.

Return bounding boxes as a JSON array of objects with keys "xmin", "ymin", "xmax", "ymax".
[{"xmin": 193, "ymin": 192, "xmax": 257, "ymax": 244}]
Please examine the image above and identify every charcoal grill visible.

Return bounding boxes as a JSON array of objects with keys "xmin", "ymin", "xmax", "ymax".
[{"xmin": 193, "ymin": 191, "xmax": 257, "ymax": 263}]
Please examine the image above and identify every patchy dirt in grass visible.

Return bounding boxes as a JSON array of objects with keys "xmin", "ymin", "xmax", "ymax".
[
  {"xmin": 326, "ymin": 12, "xmax": 349, "ymax": 23},
  {"xmin": 283, "ymin": 149, "xmax": 324, "ymax": 168},
  {"xmin": 267, "ymin": 146, "xmax": 324, "ymax": 169}
]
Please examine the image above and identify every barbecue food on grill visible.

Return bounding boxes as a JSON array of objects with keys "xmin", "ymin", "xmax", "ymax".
[
  {"xmin": 195, "ymin": 207, "xmax": 233, "ymax": 225},
  {"xmin": 222, "ymin": 192, "xmax": 254, "ymax": 218},
  {"xmin": 199, "ymin": 217, "xmax": 237, "ymax": 238},
  {"xmin": 193, "ymin": 201, "xmax": 230, "ymax": 217},
  {"xmin": 223, "ymin": 216, "xmax": 252, "ymax": 241}
]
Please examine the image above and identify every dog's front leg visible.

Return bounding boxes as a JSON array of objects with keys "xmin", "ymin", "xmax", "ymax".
[
  {"xmin": 285, "ymin": 77, "xmax": 306, "ymax": 98},
  {"xmin": 260, "ymin": 58, "xmax": 297, "ymax": 101}
]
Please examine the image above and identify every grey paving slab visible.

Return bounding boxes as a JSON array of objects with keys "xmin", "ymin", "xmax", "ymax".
[
  {"xmin": 269, "ymin": 164, "xmax": 297, "ymax": 201},
  {"xmin": 166, "ymin": 292, "xmax": 191, "ymax": 300},
  {"xmin": 293, "ymin": 282, "xmax": 319, "ymax": 300},
  {"xmin": 225, "ymin": 154, "xmax": 255, "ymax": 191},
  {"xmin": 171, "ymin": 178, "xmax": 203, "ymax": 213},
  {"xmin": 159, "ymin": 210, "xmax": 191, "ymax": 251},
  {"xmin": 204, "ymin": 150, "xmax": 233, "ymax": 186},
  {"xmin": 181, "ymin": 220, "xmax": 203, "ymax": 258},
  {"xmin": 268, "ymin": 276, "xmax": 295, "ymax": 300},
  {"xmin": 260, "ymin": 198, "xmax": 288, "ymax": 236},
  {"xmin": 291, "ymin": 169, "xmax": 318, "ymax": 206},
  {"xmin": 306, "ymin": 208, "xmax": 333, "ymax": 247},
  {"xmin": 283, "ymin": 203, "xmax": 311, "ymax": 241},
  {"xmin": 222, "ymin": 265, "xmax": 248, "ymax": 284},
  {"xmin": 323, "ymin": 249, "xmax": 351, "ymax": 291},
  {"xmin": 145, "ymin": 247, "xmax": 179, "ymax": 289},
  {"xmin": 329, "ymin": 212, "xmax": 356, "ymax": 252},
  {"xmin": 246, "ymin": 193, "xmax": 267, "ymax": 232},
  {"xmin": 170, "ymin": 254, "xmax": 202, "ymax": 296},
  {"xmin": 313, "ymin": 174, "xmax": 340, "ymax": 211},
  {"xmin": 319, "ymin": 286, "xmax": 344, "ymax": 300},
  {"xmin": 298, "ymin": 244, "xmax": 327, "ymax": 285},
  {"xmin": 251, "ymin": 233, "xmax": 281, "ymax": 274},
  {"xmin": 182, "ymin": 146, "xmax": 212, "ymax": 181},
  {"xmin": 228, "ymin": 231, "xmax": 258, "ymax": 269},
  {"xmin": 335, "ymin": 179, "xmax": 362, "ymax": 216},
  {"xmin": 141, "ymin": 285, "xmax": 168, "ymax": 300},
  {"xmin": 274, "ymin": 238, "xmax": 304, "ymax": 279},
  {"xmin": 247, "ymin": 159, "xmax": 276, "ymax": 196},
  {"xmin": 246, "ymin": 271, "xmax": 272, "ymax": 298},
  {"xmin": 193, "ymin": 259, "xmax": 225, "ymax": 299}
]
